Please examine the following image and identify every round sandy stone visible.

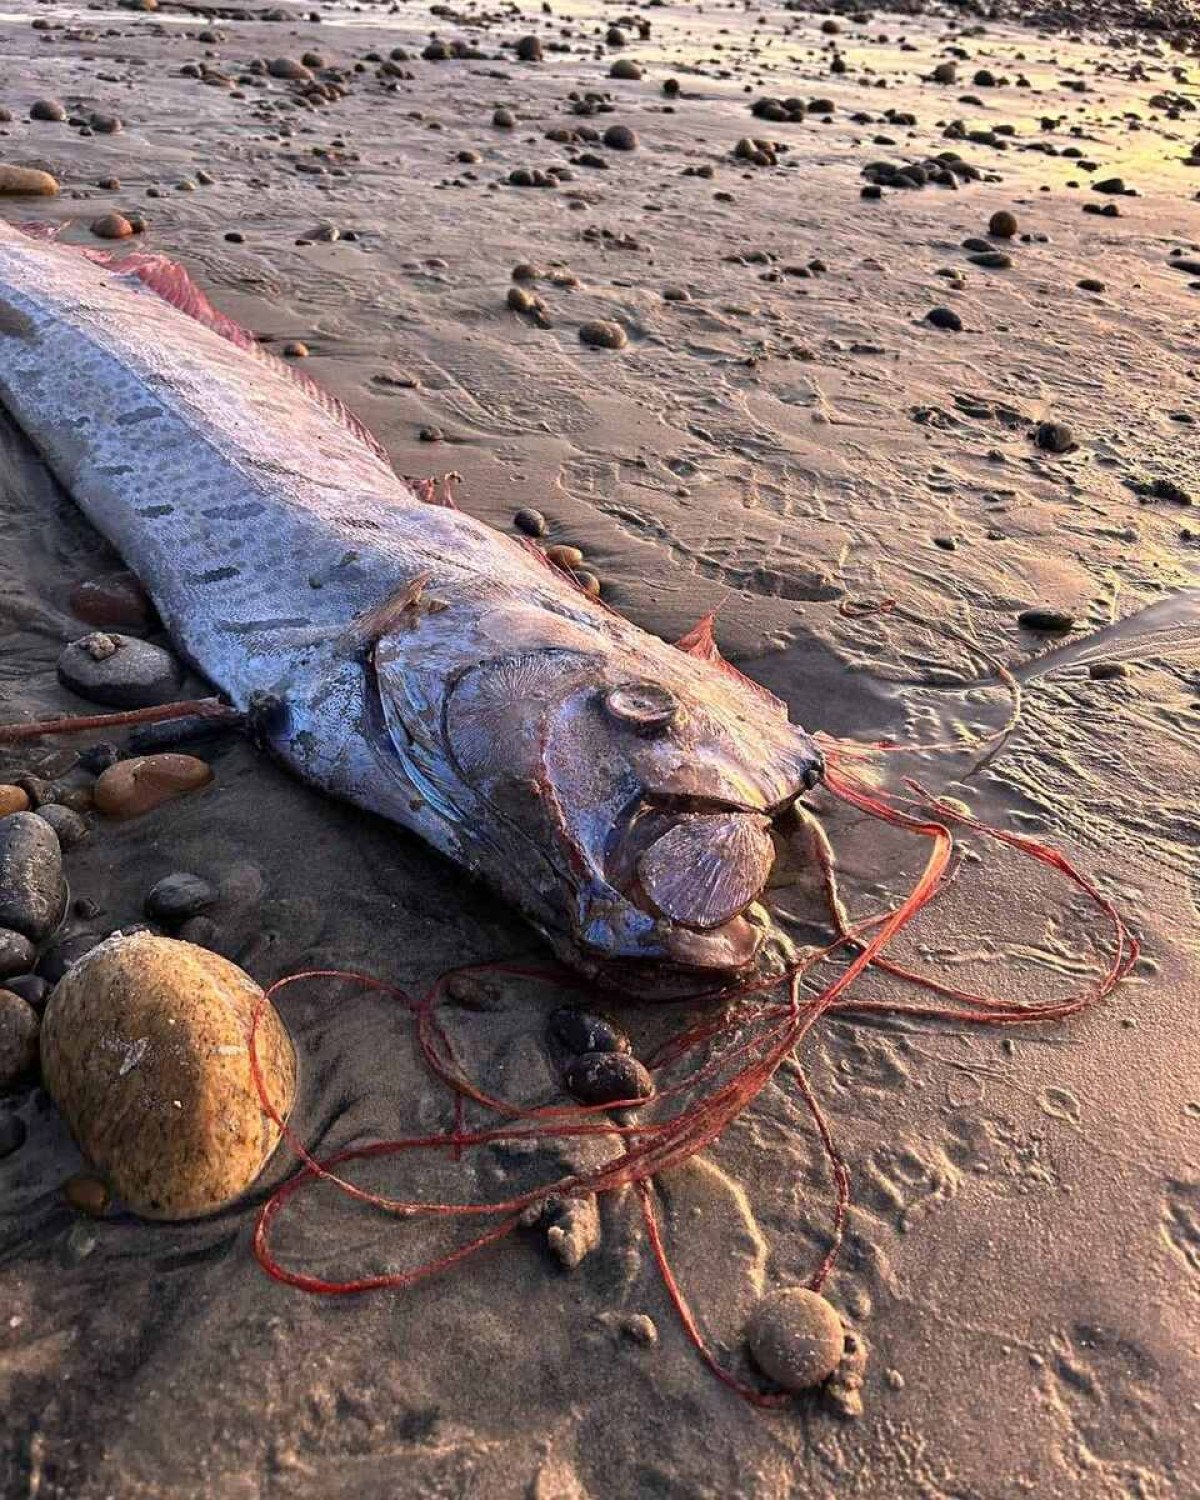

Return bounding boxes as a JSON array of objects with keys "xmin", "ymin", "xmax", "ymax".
[
  {"xmin": 41, "ymin": 932, "xmax": 296, "ymax": 1219},
  {"xmin": 746, "ymin": 1287, "xmax": 845, "ymax": 1391}
]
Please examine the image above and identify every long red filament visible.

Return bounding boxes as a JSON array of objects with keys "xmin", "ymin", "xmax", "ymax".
[{"xmin": 245, "ymin": 750, "xmax": 1135, "ymax": 1405}]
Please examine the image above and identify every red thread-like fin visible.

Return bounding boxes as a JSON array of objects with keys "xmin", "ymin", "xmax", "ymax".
[
  {"xmin": 23, "ymin": 230, "xmax": 392, "ymax": 467},
  {"xmin": 675, "ymin": 612, "xmax": 787, "ymax": 716},
  {"xmin": 407, "ymin": 472, "xmax": 461, "ymax": 510}
]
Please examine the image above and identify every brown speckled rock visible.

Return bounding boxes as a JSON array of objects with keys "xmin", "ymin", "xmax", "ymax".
[
  {"xmin": 0, "ymin": 786, "xmax": 30, "ymax": 817},
  {"xmin": 93, "ymin": 753, "xmax": 213, "ymax": 818},
  {"xmin": 0, "ymin": 988, "xmax": 39, "ymax": 1089},
  {"xmin": 41, "ymin": 932, "xmax": 296, "ymax": 1219}
]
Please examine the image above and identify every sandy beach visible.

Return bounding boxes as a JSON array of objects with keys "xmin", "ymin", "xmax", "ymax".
[{"xmin": 0, "ymin": 0, "xmax": 1198, "ymax": 1493}]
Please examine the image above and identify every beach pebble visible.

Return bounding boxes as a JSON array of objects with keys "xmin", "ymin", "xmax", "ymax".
[
  {"xmin": 93, "ymin": 754, "xmax": 214, "ymax": 819},
  {"xmin": 89, "ymin": 113, "xmax": 122, "ymax": 135},
  {"xmin": 0, "ymin": 930, "xmax": 36, "ymax": 982},
  {"xmin": 1018, "ymin": 608, "xmax": 1074, "ymax": 634},
  {"xmin": 548, "ymin": 1007, "xmax": 631, "ymax": 1056},
  {"xmin": 970, "ymin": 251, "xmax": 1012, "ymax": 269},
  {"xmin": 41, "ymin": 932, "xmax": 297, "ymax": 1219},
  {"xmin": 57, "ymin": 632, "xmax": 182, "ymax": 709},
  {"xmin": 932, "ymin": 62, "xmax": 957, "ymax": 84},
  {"xmin": 1034, "ymin": 420, "xmax": 1075, "ymax": 453},
  {"xmin": 493, "ymin": 107, "xmax": 516, "ymax": 128},
  {"xmin": 610, "ymin": 59, "xmax": 642, "ymax": 80},
  {"xmin": 63, "ymin": 1173, "xmax": 111, "ymax": 1217},
  {"xmin": 0, "ymin": 164, "xmax": 59, "ymax": 196},
  {"xmin": 29, "ymin": 100, "xmax": 66, "ymax": 122},
  {"xmin": 34, "ymin": 805, "xmax": 88, "ymax": 850},
  {"xmin": 5, "ymin": 974, "xmax": 48, "ymax": 1010},
  {"xmin": 0, "ymin": 787, "xmax": 30, "ymax": 817},
  {"xmin": 0, "ymin": 1112, "xmax": 26, "ymax": 1159},
  {"xmin": 514, "ymin": 507, "xmax": 547, "ymax": 537},
  {"xmin": 545, "ymin": 543, "xmax": 585, "ymax": 570},
  {"xmin": 746, "ymin": 1288, "xmax": 845, "ymax": 1391},
  {"xmin": 515, "ymin": 35, "xmax": 542, "ymax": 62},
  {"xmin": 283, "ymin": 341, "xmax": 309, "ymax": 359},
  {"xmin": 69, "ymin": 571, "xmax": 154, "ymax": 630},
  {"xmin": 989, "ymin": 209, "xmax": 1018, "ymax": 237},
  {"xmin": 926, "ymin": 307, "xmax": 963, "ymax": 332},
  {"xmin": 1088, "ymin": 661, "xmax": 1129, "ymax": 680},
  {"xmin": 579, "ymin": 320, "xmax": 628, "ymax": 350},
  {"xmin": 603, "ymin": 125, "xmax": 638, "ymax": 151},
  {"xmin": 564, "ymin": 1051, "xmax": 654, "ymax": 1106},
  {"xmin": 0, "ymin": 990, "xmax": 39, "ymax": 1090},
  {"xmin": 90, "ymin": 213, "xmax": 134, "ymax": 241},
  {"xmin": 0, "ymin": 813, "xmax": 65, "ymax": 943},
  {"xmin": 268, "ymin": 56, "xmax": 312, "ymax": 80},
  {"xmin": 145, "ymin": 873, "xmax": 216, "ymax": 924}
]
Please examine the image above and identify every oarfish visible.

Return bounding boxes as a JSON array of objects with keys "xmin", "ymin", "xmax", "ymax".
[{"xmin": 0, "ymin": 221, "xmax": 824, "ymax": 996}]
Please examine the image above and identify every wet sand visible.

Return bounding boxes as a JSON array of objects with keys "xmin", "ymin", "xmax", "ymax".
[{"xmin": 1, "ymin": 1, "xmax": 1199, "ymax": 1495}]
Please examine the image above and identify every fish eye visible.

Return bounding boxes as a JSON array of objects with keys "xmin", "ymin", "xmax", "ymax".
[{"xmin": 602, "ymin": 681, "xmax": 680, "ymax": 735}]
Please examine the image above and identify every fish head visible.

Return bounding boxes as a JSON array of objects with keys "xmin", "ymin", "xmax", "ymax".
[{"xmin": 400, "ymin": 603, "xmax": 822, "ymax": 999}]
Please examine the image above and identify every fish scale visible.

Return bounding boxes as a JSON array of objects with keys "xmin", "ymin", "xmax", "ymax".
[{"xmin": 0, "ymin": 221, "xmax": 823, "ymax": 993}]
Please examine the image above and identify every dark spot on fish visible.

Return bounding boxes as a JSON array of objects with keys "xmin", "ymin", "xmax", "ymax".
[
  {"xmin": 203, "ymin": 502, "xmax": 265, "ymax": 522},
  {"xmin": 338, "ymin": 551, "xmax": 361, "ymax": 566},
  {"xmin": 98, "ymin": 463, "xmax": 135, "ymax": 478},
  {"xmin": 0, "ymin": 297, "xmax": 37, "ymax": 341},
  {"xmin": 116, "ymin": 406, "xmax": 162, "ymax": 427},
  {"xmin": 138, "ymin": 504, "xmax": 175, "ymax": 518},
  {"xmin": 341, "ymin": 517, "xmax": 381, "ymax": 531},
  {"xmin": 219, "ymin": 616, "xmax": 314, "ymax": 635},
  {"xmin": 193, "ymin": 565, "xmax": 241, "ymax": 584},
  {"xmin": 247, "ymin": 690, "xmax": 291, "ymax": 747}
]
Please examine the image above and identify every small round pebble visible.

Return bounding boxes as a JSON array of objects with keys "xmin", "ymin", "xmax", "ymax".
[
  {"xmin": 515, "ymin": 35, "xmax": 542, "ymax": 62},
  {"xmin": 564, "ymin": 1050, "xmax": 654, "ymax": 1106},
  {"xmin": 90, "ymin": 213, "xmax": 134, "ymax": 241},
  {"xmin": 1088, "ymin": 660, "xmax": 1129, "ymax": 680},
  {"xmin": 603, "ymin": 125, "xmax": 638, "ymax": 151},
  {"xmin": 548, "ymin": 1007, "xmax": 632, "ymax": 1056},
  {"xmin": 1018, "ymin": 607, "xmax": 1075, "ymax": 634},
  {"xmin": 63, "ymin": 1173, "xmax": 111, "ymax": 1217},
  {"xmin": 1034, "ymin": 420, "xmax": 1075, "ymax": 454},
  {"xmin": 58, "ymin": 632, "xmax": 182, "ymax": 709},
  {"xmin": 746, "ymin": 1288, "xmax": 845, "ymax": 1391},
  {"xmin": 493, "ymin": 107, "xmax": 516, "ymax": 128},
  {"xmin": 93, "ymin": 754, "xmax": 214, "ymax": 819},
  {"xmin": 0, "ymin": 786, "xmax": 30, "ymax": 817},
  {"xmin": 579, "ymin": 320, "xmax": 628, "ymax": 350},
  {"xmin": 69, "ymin": 571, "xmax": 154, "ymax": 630},
  {"xmin": 0, "ymin": 989, "xmax": 39, "ymax": 1090},
  {"xmin": 545, "ymin": 543, "xmax": 584, "ymax": 569},
  {"xmin": 34, "ymin": 805, "xmax": 88, "ymax": 850},
  {"xmin": 989, "ymin": 209, "xmax": 1018, "ymax": 238},
  {"xmin": 29, "ymin": 99, "xmax": 66, "ymax": 122},
  {"xmin": 514, "ymin": 507, "xmax": 547, "ymax": 538},
  {"xmin": 926, "ymin": 307, "xmax": 963, "ymax": 332},
  {"xmin": 145, "ymin": 873, "xmax": 216, "ymax": 924},
  {"xmin": 283, "ymin": 341, "xmax": 309, "ymax": 358},
  {"xmin": 0, "ymin": 929, "xmax": 37, "ymax": 982},
  {"xmin": 610, "ymin": 59, "xmax": 642, "ymax": 81}
]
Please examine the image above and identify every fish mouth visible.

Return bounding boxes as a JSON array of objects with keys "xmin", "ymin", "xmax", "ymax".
[{"xmin": 595, "ymin": 791, "xmax": 802, "ymax": 989}]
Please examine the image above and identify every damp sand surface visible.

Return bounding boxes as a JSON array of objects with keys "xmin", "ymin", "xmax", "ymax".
[{"xmin": 0, "ymin": 1, "xmax": 1199, "ymax": 1495}]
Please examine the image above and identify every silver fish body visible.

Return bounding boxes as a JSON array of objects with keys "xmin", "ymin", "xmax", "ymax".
[{"xmin": 0, "ymin": 223, "xmax": 823, "ymax": 995}]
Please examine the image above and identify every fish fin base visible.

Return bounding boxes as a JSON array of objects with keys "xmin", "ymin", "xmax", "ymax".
[
  {"xmin": 347, "ymin": 572, "xmax": 433, "ymax": 652},
  {"xmin": 675, "ymin": 612, "xmax": 787, "ymax": 716}
]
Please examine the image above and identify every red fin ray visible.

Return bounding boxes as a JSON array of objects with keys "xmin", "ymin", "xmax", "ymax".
[{"xmin": 675, "ymin": 612, "xmax": 787, "ymax": 716}]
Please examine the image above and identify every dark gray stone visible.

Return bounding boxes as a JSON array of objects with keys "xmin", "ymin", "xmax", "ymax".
[
  {"xmin": 57, "ymin": 632, "xmax": 183, "ymax": 709},
  {"xmin": 145, "ymin": 873, "xmax": 217, "ymax": 924}
]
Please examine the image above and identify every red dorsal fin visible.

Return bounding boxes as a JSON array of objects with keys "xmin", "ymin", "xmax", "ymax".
[
  {"xmin": 27, "ymin": 231, "xmax": 392, "ymax": 467},
  {"xmin": 407, "ymin": 472, "xmax": 461, "ymax": 510},
  {"xmin": 675, "ymin": 612, "xmax": 787, "ymax": 716}
]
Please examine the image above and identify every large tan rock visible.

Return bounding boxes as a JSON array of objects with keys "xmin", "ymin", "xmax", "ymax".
[
  {"xmin": 41, "ymin": 932, "xmax": 296, "ymax": 1219},
  {"xmin": 0, "ymin": 164, "xmax": 59, "ymax": 196}
]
